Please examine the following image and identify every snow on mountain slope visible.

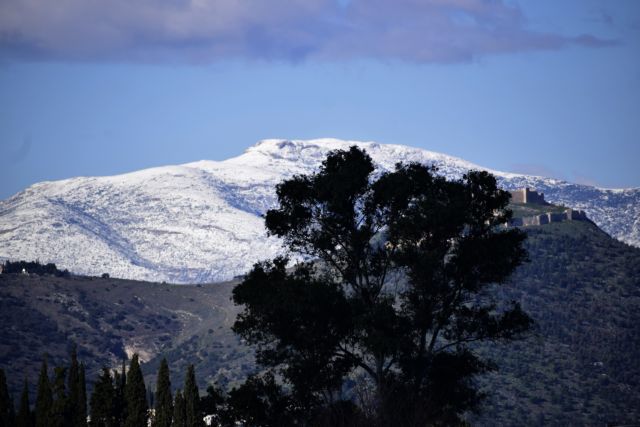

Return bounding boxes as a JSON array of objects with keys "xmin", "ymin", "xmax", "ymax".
[{"xmin": 1, "ymin": 138, "xmax": 638, "ymax": 283}]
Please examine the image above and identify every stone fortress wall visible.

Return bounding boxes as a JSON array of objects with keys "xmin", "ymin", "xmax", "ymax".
[
  {"xmin": 510, "ymin": 188, "xmax": 548, "ymax": 205},
  {"xmin": 508, "ymin": 188, "xmax": 588, "ymax": 227}
]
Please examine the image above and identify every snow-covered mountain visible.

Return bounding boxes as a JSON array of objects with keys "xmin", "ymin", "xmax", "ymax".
[{"xmin": 1, "ymin": 138, "xmax": 639, "ymax": 283}]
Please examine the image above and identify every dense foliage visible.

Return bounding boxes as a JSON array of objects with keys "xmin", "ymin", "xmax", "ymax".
[
  {"xmin": 2, "ymin": 261, "xmax": 69, "ymax": 277},
  {"xmin": 232, "ymin": 146, "xmax": 532, "ymax": 424}
]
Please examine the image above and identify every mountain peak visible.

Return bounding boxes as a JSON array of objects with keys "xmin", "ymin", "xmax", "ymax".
[{"xmin": 1, "ymin": 139, "xmax": 639, "ymax": 283}]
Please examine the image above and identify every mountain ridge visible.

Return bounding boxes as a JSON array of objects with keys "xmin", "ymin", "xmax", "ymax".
[{"xmin": 1, "ymin": 138, "xmax": 639, "ymax": 283}]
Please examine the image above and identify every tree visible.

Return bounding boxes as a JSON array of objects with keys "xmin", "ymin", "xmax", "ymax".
[
  {"xmin": 199, "ymin": 384, "xmax": 224, "ymax": 419},
  {"xmin": 183, "ymin": 365, "xmax": 202, "ymax": 427},
  {"xmin": 232, "ymin": 146, "xmax": 532, "ymax": 424},
  {"xmin": 67, "ymin": 345, "xmax": 86, "ymax": 427},
  {"xmin": 89, "ymin": 368, "xmax": 114, "ymax": 427},
  {"xmin": 35, "ymin": 357, "xmax": 53, "ymax": 427},
  {"xmin": 50, "ymin": 367, "xmax": 68, "ymax": 427},
  {"xmin": 16, "ymin": 379, "xmax": 33, "ymax": 427},
  {"xmin": 77, "ymin": 364, "xmax": 87, "ymax": 427},
  {"xmin": 223, "ymin": 373, "xmax": 293, "ymax": 427},
  {"xmin": 123, "ymin": 354, "xmax": 147, "ymax": 427},
  {"xmin": 112, "ymin": 360, "xmax": 126, "ymax": 427},
  {"xmin": 0, "ymin": 368, "xmax": 15, "ymax": 427},
  {"xmin": 152, "ymin": 359, "xmax": 172, "ymax": 427},
  {"xmin": 172, "ymin": 390, "xmax": 185, "ymax": 427}
]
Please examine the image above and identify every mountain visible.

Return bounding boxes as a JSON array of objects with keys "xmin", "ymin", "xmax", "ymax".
[
  {"xmin": 1, "ymin": 217, "xmax": 639, "ymax": 425},
  {"xmin": 1, "ymin": 138, "xmax": 639, "ymax": 283}
]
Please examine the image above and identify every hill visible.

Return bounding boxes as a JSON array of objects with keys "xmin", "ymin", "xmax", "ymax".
[
  {"xmin": 1, "ymin": 217, "xmax": 639, "ymax": 425},
  {"xmin": 0, "ymin": 274, "xmax": 253, "ymax": 401},
  {"xmin": 1, "ymin": 138, "xmax": 639, "ymax": 283},
  {"xmin": 473, "ymin": 219, "xmax": 640, "ymax": 425}
]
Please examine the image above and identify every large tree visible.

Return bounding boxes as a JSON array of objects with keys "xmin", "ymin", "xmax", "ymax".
[{"xmin": 232, "ymin": 146, "xmax": 531, "ymax": 424}]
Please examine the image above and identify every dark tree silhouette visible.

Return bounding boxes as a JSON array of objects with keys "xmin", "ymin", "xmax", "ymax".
[
  {"xmin": 0, "ymin": 368, "xmax": 15, "ymax": 427},
  {"xmin": 232, "ymin": 146, "xmax": 531, "ymax": 424},
  {"xmin": 112, "ymin": 359, "xmax": 126, "ymax": 427},
  {"xmin": 77, "ymin": 363, "xmax": 87, "ymax": 427},
  {"xmin": 50, "ymin": 366, "xmax": 68, "ymax": 427},
  {"xmin": 16, "ymin": 379, "xmax": 33, "ymax": 427},
  {"xmin": 89, "ymin": 368, "xmax": 114, "ymax": 427},
  {"xmin": 183, "ymin": 365, "xmax": 202, "ymax": 427},
  {"xmin": 35, "ymin": 357, "xmax": 52, "ymax": 427},
  {"xmin": 124, "ymin": 355, "xmax": 147, "ymax": 427},
  {"xmin": 224, "ymin": 373, "xmax": 293, "ymax": 427},
  {"xmin": 152, "ymin": 359, "xmax": 172, "ymax": 427},
  {"xmin": 172, "ymin": 390, "xmax": 185, "ymax": 427}
]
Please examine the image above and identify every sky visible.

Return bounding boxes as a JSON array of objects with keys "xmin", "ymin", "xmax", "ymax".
[{"xmin": 1, "ymin": 0, "xmax": 639, "ymax": 199}]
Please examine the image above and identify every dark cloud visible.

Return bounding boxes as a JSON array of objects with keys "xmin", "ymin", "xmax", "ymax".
[{"xmin": 0, "ymin": 0, "xmax": 615, "ymax": 63}]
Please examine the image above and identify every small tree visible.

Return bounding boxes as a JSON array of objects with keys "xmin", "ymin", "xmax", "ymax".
[
  {"xmin": 224, "ymin": 373, "xmax": 292, "ymax": 427},
  {"xmin": 77, "ymin": 363, "xmax": 87, "ymax": 427},
  {"xmin": 152, "ymin": 359, "xmax": 172, "ymax": 427},
  {"xmin": 89, "ymin": 368, "xmax": 114, "ymax": 427},
  {"xmin": 0, "ymin": 368, "xmax": 15, "ymax": 427},
  {"xmin": 67, "ymin": 345, "xmax": 87, "ymax": 427},
  {"xmin": 112, "ymin": 359, "xmax": 126, "ymax": 426},
  {"xmin": 35, "ymin": 357, "xmax": 53, "ymax": 427},
  {"xmin": 124, "ymin": 355, "xmax": 147, "ymax": 427},
  {"xmin": 172, "ymin": 390, "xmax": 185, "ymax": 427},
  {"xmin": 199, "ymin": 384, "xmax": 225, "ymax": 419},
  {"xmin": 50, "ymin": 366, "xmax": 68, "ymax": 427},
  {"xmin": 16, "ymin": 379, "xmax": 33, "ymax": 427},
  {"xmin": 183, "ymin": 365, "xmax": 202, "ymax": 427},
  {"xmin": 232, "ymin": 146, "xmax": 531, "ymax": 423}
]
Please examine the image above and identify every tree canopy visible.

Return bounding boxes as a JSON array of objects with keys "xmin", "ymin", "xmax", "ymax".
[{"xmin": 232, "ymin": 146, "xmax": 532, "ymax": 424}]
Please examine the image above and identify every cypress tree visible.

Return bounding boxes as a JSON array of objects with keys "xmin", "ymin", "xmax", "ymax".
[
  {"xmin": 35, "ymin": 357, "xmax": 53, "ymax": 427},
  {"xmin": 89, "ymin": 368, "xmax": 114, "ymax": 427},
  {"xmin": 123, "ymin": 354, "xmax": 147, "ymax": 427},
  {"xmin": 17, "ymin": 379, "xmax": 33, "ymax": 427},
  {"xmin": 172, "ymin": 390, "xmax": 185, "ymax": 427},
  {"xmin": 67, "ymin": 345, "xmax": 84, "ymax": 427},
  {"xmin": 152, "ymin": 359, "xmax": 172, "ymax": 427},
  {"xmin": 183, "ymin": 365, "xmax": 202, "ymax": 427},
  {"xmin": 113, "ymin": 359, "xmax": 126, "ymax": 427},
  {"xmin": 0, "ymin": 368, "xmax": 15, "ymax": 427},
  {"xmin": 50, "ymin": 366, "xmax": 68, "ymax": 427},
  {"xmin": 76, "ymin": 364, "xmax": 87, "ymax": 427}
]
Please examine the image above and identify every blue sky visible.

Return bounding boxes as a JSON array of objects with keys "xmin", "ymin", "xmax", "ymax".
[{"xmin": 1, "ymin": 0, "xmax": 639, "ymax": 199}]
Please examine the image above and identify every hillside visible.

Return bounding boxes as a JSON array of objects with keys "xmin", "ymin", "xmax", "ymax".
[
  {"xmin": 473, "ymin": 220, "xmax": 640, "ymax": 425},
  {"xmin": 0, "ymin": 274, "xmax": 253, "ymax": 401},
  {"xmin": 1, "ymin": 138, "xmax": 639, "ymax": 283},
  {"xmin": 1, "ymin": 218, "xmax": 639, "ymax": 425}
]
